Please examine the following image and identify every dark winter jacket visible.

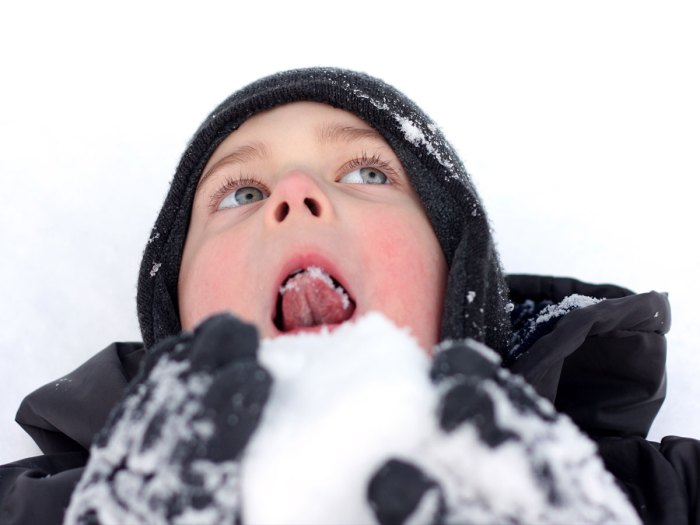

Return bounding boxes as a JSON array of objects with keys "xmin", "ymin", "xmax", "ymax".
[{"xmin": 1, "ymin": 274, "xmax": 698, "ymax": 525}]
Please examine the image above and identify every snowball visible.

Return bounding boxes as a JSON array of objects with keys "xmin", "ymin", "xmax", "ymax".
[{"xmin": 242, "ymin": 313, "xmax": 436, "ymax": 524}]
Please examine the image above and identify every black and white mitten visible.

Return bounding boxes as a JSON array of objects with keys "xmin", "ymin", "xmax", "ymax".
[
  {"xmin": 64, "ymin": 314, "xmax": 272, "ymax": 525},
  {"xmin": 368, "ymin": 338, "xmax": 641, "ymax": 525}
]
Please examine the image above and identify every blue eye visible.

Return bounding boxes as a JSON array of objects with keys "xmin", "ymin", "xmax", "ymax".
[
  {"xmin": 340, "ymin": 167, "xmax": 390, "ymax": 185},
  {"xmin": 219, "ymin": 186, "xmax": 268, "ymax": 209}
]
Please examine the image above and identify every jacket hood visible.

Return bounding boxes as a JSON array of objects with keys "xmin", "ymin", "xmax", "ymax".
[
  {"xmin": 135, "ymin": 67, "xmax": 511, "ymax": 354},
  {"xmin": 506, "ymin": 274, "xmax": 670, "ymax": 438},
  {"xmin": 15, "ymin": 342, "xmax": 144, "ymax": 454}
]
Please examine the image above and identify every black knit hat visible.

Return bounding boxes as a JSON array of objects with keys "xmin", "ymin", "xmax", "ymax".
[{"xmin": 137, "ymin": 67, "xmax": 511, "ymax": 355}]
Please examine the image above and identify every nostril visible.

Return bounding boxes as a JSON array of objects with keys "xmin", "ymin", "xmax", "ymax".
[
  {"xmin": 304, "ymin": 198, "xmax": 321, "ymax": 217},
  {"xmin": 275, "ymin": 202, "xmax": 290, "ymax": 222}
]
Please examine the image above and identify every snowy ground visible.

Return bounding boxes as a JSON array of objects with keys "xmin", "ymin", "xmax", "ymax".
[{"xmin": 1, "ymin": 1, "xmax": 698, "ymax": 465}]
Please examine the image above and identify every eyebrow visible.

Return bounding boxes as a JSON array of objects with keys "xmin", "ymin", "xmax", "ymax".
[{"xmin": 316, "ymin": 123, "xmax": 386, "ymax": 145}]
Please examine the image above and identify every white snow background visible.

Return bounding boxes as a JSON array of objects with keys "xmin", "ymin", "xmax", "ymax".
[{"xmin": 1, "ymin": 1, "xmax": 698, "ymax": 464}]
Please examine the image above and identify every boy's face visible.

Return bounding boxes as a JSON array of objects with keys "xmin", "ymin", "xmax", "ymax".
[{"xmin": 179, "ymin": 102, "xmax": 447, "ymax": 350}]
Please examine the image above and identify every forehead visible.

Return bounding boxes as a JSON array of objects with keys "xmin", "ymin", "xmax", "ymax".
[
  {"xmin": 231, "ymin": 101, "xmax": 374, "ymax": 136},
  {"xmin": 203, "ymin": 101, "xmax": 392, "ymax": 166}
]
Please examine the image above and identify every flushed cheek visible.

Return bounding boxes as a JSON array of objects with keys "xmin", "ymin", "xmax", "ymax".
[
  {"xmin": 179, "ymin": 240, "xmax": 261, "ymax": 331},
  {"xmin": 359, "ymin": 214, "xmax": 446, "ymax": 349}
]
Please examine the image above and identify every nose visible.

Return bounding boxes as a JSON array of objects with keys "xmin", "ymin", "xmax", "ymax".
[{"xmin": 266, "ymin": 170, "xmax": 333, "ymax": 225}]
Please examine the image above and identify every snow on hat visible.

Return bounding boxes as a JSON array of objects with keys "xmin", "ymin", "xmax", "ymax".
[{"xmin": 136, "ymin": 67, "xmax": 511, "ymax": 355}]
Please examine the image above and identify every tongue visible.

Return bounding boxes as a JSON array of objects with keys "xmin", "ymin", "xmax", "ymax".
[{"xmin": 280, "ymin": 267, "xmax": 355, "ymax": 331}]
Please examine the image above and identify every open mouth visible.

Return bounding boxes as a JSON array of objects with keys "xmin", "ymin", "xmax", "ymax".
[{"xmin": 273, "ymin": 266, "xmax": 356, "ymax": 333}]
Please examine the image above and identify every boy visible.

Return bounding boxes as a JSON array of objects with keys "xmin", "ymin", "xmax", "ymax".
[{"xmin": 1, "ymin": 68, "xmax": 697, "ymax": 524}]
